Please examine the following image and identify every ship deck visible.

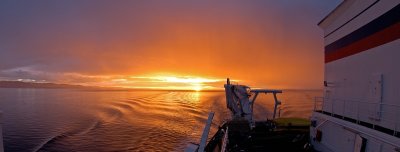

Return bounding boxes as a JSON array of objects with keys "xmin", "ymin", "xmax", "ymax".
[{"xmin": 205, "ymin": 119, "xmax": 310, "ymax": 152}]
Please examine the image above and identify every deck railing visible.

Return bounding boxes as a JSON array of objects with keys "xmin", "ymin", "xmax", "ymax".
[{"xmin": 314, "ymin": 97, "xmax": 400, "ymax": 137}]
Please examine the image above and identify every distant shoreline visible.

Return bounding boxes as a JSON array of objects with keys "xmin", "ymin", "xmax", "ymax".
[
  {"xmin": 0, "ymin": 81, "xmax": 322, "ymax": 92},
  {"xmin": 0, "ymin": 81, "xmax": 224, "ymax": 92}
]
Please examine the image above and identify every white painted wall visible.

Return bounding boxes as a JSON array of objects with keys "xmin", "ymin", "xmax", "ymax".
[
  {"xmin": 320, "ymin": 0, "xmax": 400, "ymax": 132},
  {"xmin": 324, "ymin": 39, "xmax": 400, "ymax": 130},
  {"xmin": 312, "ymin": 0, "xmax": 400, "ymax": 151},
  {"xmin": 311, "ymin": 112, "xmax": 400, "ymax": 152}
]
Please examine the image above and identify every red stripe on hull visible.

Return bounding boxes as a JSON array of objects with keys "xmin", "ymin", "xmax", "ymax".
[{"xmin": 325, "ymin": 22, "xmax": 400, "ymax": 63}]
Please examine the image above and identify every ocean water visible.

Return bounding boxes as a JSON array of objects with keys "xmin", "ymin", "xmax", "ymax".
[{"xmin": 0, "ymin": 88, "xmax": 321, "ymax": 152}]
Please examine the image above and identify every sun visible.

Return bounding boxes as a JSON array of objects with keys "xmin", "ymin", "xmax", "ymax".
[
  {"xmin": 159, "ymin": 76, "xmax": 207, "ymax": 91},
  {"xmin": 129, "ymin": 75, "xmax": 220, "ymax": 91},
  {"xmin": 192, "ymin": 85, "xmax": 202, "ymax": 91}
]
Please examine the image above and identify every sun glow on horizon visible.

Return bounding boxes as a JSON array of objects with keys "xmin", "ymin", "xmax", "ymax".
[
  {"xmin": 148, "ymin": 76, "xmax": 220, "ymax": 83},
  {"xmin": 3, "ymin": 72, "xmax": 229, "ymax": 91},
  {"xmin": 128, "ymin": 75, "xmax": 223, "ymax": 91}
]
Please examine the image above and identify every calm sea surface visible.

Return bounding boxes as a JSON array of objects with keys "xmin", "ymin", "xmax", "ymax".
[{"xmin": 0, "ymin": 88, "xmax": 321, "ymax": 151}]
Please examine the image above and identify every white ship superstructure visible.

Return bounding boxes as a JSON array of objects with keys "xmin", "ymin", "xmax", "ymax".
[{"xmin": 311, "ymin": 0, "xmax": 400, "ymax": 151}]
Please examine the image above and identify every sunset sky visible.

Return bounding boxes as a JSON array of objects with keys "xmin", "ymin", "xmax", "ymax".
[{"xmin": 0, "ymin": 0, "xmax": 341, "ymax": 90}]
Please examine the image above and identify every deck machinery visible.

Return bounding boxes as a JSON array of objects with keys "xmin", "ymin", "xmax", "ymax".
[{"xmin": 187, "ymin": 79, "xmax": 310, "ymax": 152}]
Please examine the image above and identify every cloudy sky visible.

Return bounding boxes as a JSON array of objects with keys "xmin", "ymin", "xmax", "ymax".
[{"xmin": 0, "ymin": 0, "xmax": 341, "ymax": 90}]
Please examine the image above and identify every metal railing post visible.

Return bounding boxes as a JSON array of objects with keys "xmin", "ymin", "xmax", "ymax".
[
  {"xmin": 342, "ymin": 100, "xmax": 345, "ymax": 119},
  {"xmin": 220, "ymin": 127, "xmax": 229, "ymax": 152},
  {"xmin": 331, "ymin": 99, "xmax": 334, "ymax": 116},
  {"xmin": 198, "ymin": 112, "xmax": 215, "ymax": 152},
  {"xmin": 395, "ymin": 106, "xmax": 399, "ymax": 136},
  {"xmin": 0, "ymin": 111, "xmax": 3, "ymax": 152},
  {"xmin": 357, "ymin": 101, "xmax": 360, "ymax": 124}
]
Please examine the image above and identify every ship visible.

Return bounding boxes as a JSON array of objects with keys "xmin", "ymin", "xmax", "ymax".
[
  {"xmin": 311, "ymin": 0, "xmax": 400, "ymax": 151},
  {"xmin": 186, "ymin": 0, "xmax": 400, "ymax": 151}
]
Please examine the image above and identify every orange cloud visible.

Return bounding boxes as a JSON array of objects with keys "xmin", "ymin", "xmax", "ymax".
[{"xmin": 0, "ymin": 1, "xmax": 342, "ymax": 90}]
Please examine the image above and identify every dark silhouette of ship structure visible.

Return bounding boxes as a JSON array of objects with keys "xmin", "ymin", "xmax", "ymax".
[{"xmin": 186, "ymin": 78, "xmax": 310, "ymax": 152}]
